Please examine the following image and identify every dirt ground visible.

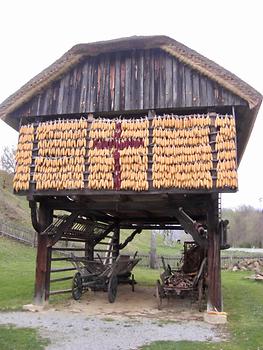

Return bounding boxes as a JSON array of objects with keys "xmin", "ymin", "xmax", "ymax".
[{"xmin": 53, "ymin": 284, "xmax": 205, "ymax": 321}]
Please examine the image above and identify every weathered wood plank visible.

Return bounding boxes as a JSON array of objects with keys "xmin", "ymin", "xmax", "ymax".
[
  {"xmin": 192, "ymin": 71, "xmax": 200, "ymax": 106},
  {"xmin": 125, "ymin": 55, "xmax": 132, "ymax": 110},
  {"xmin": 154, "ymin": 53, "xmax": 160, "ymax": 108},
  {"xmin": 103, "ymin": 55, "xmax": 110, "ymax": 111},
  {"xmin": 149, "ymin": 50, "xmax": 155, "ymax": 109},
  {"xmin": 130, "ymin": 51, "xmax": 136, "ymax": 109},
  {"xmin": 138, "ymin": 52, "xmax": 144, "ymax": 109},
  {"xmin": 90, "ymin": 58, "xmax": 97, "ymax": 113},
  {"xmin": 114, "ymin": 53, "xmax": 121, "ymax": 110},
  {"xmin": 177, "ymin": 61, "xmax": 184, "ymax": 107},
  {"xmin": 88, "ymin": 58, "xmax": 95, "ymax": 112},
  {"xmin": 184, "ymin": 66, "xmax": 192, "ymax": 106},
  {"xmin": 73, "ymin": 65, "xmax": 82, "ymax": 113},
  {"xmin": 165, "ymin": 54, "xmax": 173, "ymax": 108},
  {"xmin": 120, "ymin": 53, "xmax": 126, "ymax": 110},
  {"xmin": 172, "ymin": 57, "xmax": 178, "ymax": 106},
  {"xmin": 109, "ymin": 57, "xmax": 115, "ymax": 111},
  {"xmin": 61, "ymin": 74, "xmax": 70, "ymax": 114},
  {"xmin": 159, "ymin": 51, "xmax": 165, "ymax": 108},
  {"xmin": 79, "ymin": 61, "xmax": 89, "ymax": 113},
  {"xmin": 199, "ymin": 76, "xmax": 208, "ymax": 106},
  {"xmin": 143, "ymin": 50, "xmax": 150, "ymax": 109},
  {"xmin": 206, "ymin": 78, "xmax": 214, "ymax": 107}
]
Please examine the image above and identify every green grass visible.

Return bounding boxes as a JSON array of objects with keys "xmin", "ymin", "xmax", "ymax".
[
  {"xmin": 141, "ymin": 271, "xmax": 263, "ymax": 350},
  {"xmin": 0, "ymin": 237, "xmax": 36, "ymax": 310},
  {"xmin": 0, "ymin": 236, "xmax": 73, "ymax": 309},
  {"xmin": 121, "ymin": 229, "xmax": 184, "ymax": 256},
  {"xmin": 0, "ymin": 170, "xmax": 33, "ymax": 231},
  {"xmin": 133, "ymin": 266, "xmax": 161, "ymax": 286},
  {"xmin": 0, "ymin": 325, "xmax": 49, "ymax": 350}
]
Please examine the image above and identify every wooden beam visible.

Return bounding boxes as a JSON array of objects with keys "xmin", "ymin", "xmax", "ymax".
[
  {"xmin": 207, "ymin": 194, "xmax": 222, "ymax": 312},
  {"xmin": 34, "ymin": 202, "xmax": 53, "ymax": 305},
  {"xmin": 112, "ymin": 223, "xmax": 120, "ymax": 260},
  {"xmin": 119, "ymin": 228, "xmax": 142, "ymax": 250}
]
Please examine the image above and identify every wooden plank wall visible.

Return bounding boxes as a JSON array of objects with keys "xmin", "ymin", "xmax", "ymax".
[{"xmin": 13, "ymin": 49, "xmax": 246, "ymax": 119}]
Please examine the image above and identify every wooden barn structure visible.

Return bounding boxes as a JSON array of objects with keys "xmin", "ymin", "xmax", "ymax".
[{"xmin": 0, "ymin": 36, "xmax": 262, "ymax": 311}]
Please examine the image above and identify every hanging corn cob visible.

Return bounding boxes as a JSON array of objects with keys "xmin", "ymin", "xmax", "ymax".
[
  {"xmin": 33, "ymin": 118, "xmax": 87, "ymax": 190},
  {"xmin": 152, "ymin": 114, "xmax": 213, "ymax": 189},
  {"xmin": 88, "ymin": 117, "xmax": 149, "ymax": 191},
  {"xmin": 13, "ymin": 124, "xmax": 34, "ymax": 192},
  {"xmin": 215, "ymin": 114, "xmax": 238, "ymax": 189}
]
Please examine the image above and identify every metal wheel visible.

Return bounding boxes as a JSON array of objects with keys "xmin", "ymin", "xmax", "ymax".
[
  {"xmin": 108, "ymin": 274, "xmax": 118, "ymax": 303},
  {"xmin": 72, "ymin": 272, "xmax": 82, "ymax": 300},
  {"xmin": 156, "ymin": 279, "xmax": 163, "ymax": 310}
]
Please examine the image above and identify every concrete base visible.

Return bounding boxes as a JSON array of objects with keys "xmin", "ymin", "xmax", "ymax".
[
  {"xmin": 22, "ymin": 303, "xmax": 47, "ymax": 312},
  {"xmin": 204, "ymin": 311, "xmax": 227, "ymax": 324}
]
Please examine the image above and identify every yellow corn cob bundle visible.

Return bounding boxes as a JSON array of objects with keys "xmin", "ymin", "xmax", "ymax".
[
  {"xmin": 33, "ymin": 118, "xmax": 87, "ymax": 190},
  {"xmin": 152, "ymin": 114, "xmax": 213, "ymax": 189},
  {"xmin": 215, "ymin": 114, "xmax": 237, "ymax": 189},
  {"xmin": 13, "ymin": 124, "xmax": 34, "ymax": 192}
]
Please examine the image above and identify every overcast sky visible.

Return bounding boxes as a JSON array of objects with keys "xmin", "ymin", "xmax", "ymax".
[{"xmin": 0, "ymin": 0, "xmax": 262, "ymax": 209}]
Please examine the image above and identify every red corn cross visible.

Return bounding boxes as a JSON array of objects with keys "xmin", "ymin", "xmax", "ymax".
[{"xmin": 92, "ymin": 121, "xmax": 145, "ymax": 190}]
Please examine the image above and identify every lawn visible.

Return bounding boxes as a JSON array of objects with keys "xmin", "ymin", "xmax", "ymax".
[{"xmin": 0, "ymin": 325, "xmax": 49, "ymax": 350}]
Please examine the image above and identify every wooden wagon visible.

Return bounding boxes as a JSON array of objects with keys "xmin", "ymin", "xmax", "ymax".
[
  {"xmin": 0, "ymin": 36, "xmax": 261, "ymax": 313},
  {"xmin": 156, "ymin": 242, "xmax": 207, "ymax": 310},
  {"xmin": 70, "ymin": 254, "xmax": 140, "ymax": 302}
]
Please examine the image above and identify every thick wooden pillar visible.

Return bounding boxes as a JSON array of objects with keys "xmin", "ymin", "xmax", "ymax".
[
  {"xmin": 34, "ymin": 202, "xmax": 53, "ymax": 305},
  {"xmin": 112, "ymin": 224, "xmax": 120, "ymax": 260},
  {"xmin": 207, "ymin": 194, "xmax": 222, "ymax": 312}
]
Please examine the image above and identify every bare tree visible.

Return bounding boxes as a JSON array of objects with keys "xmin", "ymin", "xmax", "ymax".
[{"xmin": 0, "ymin": 146, "xmax": 16, "ymax": 173}]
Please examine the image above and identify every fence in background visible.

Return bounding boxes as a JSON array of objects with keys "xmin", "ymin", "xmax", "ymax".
[
  {"xmin": 1, "ymin": 223, "xmax": 262, "ymax": 269},
  {"xmin": 0, "ymin": 222, "xmax": 36, "ymax": 246}
]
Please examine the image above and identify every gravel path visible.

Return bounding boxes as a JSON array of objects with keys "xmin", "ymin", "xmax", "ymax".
[{"xmin": 0, "ymin": 311, "xmax": 224, "ymax": 349}]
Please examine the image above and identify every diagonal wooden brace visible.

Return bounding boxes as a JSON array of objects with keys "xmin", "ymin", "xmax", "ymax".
[
  {"xmin": 175, "ymin": 207, "xmax": 208, "ymax": 248},
  {"xmin": 41, "ymin": 212, "xmax": 80, "ymax": 247}
]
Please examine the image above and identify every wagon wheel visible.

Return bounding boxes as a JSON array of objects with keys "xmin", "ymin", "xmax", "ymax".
[
  {"xmin": 197, "ymin": 277, "xmax": 204, "ymax": 312},
  {"xmin": 108, "ymin": 274, "xmax": 118, "ymax": 303},
  {"xmin": 156, "ymin": 279, "xmax": 164, "ymax": 310},
  {"xmin": 72, "ymin": 272, "xmax": 83, "ymax": 300}
]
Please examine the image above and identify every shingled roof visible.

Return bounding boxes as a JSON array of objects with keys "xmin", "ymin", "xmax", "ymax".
[{"xmin": 0, "ymin": 35, "xmax": 262, "ymax": 124}]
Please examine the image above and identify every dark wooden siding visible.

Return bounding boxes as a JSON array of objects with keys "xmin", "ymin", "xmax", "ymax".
[{"xmin": 13, "ymin": 49, "xmax": 246, "ymax": 118}]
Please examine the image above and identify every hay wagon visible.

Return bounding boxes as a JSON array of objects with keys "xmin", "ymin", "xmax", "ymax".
[
  {"xmin": 156, "ymin": 242, "xmax": 207, "ymax": 310},
  {"xmin": 0, "ymin": 36, "xmax": 261, "ymax": 313},
  {"xmin": 70, "ymin": 253, "xmax": 140, "ymax": 302}
]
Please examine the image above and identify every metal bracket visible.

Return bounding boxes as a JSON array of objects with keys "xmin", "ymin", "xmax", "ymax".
[{"xmin": 219, "ymin": 219, "xmax": 230, "ymax": 250}]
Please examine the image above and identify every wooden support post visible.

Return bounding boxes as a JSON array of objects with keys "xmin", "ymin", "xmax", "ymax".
[
  {"xmin": 85, "ymin": 241, "xmax": 94, "ymax": 260},
  {"xmin": 112, "ymin": 223, "xmax": 120, "ymax": 261},
  {"xmin": 34, "ymin": 202, "xmax": 53, "ymax": 305},
  {"xmin": 207, "ymin": 194, "xmax": 222, "ymax": 312}
]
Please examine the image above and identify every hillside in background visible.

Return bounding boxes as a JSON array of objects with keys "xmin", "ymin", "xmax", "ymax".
[{"xmin": 0, "ymin": 171, "xmax": 32, "ymax": 231}]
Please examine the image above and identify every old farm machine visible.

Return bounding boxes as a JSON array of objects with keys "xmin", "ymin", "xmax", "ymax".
[{"xmin": 0, "ymin": 36, "xmax": 261, "ymax": 312}]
